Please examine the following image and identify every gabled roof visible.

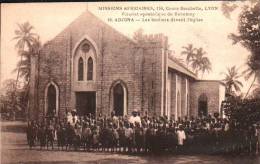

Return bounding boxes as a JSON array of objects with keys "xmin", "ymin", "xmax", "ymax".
[
  {"xmin": 168, "ymin": 59, "xmax": 223, "ymax": 84},
  {"xmin": 168, "ymin": 58, "xmax": 197, "ymax": 79},
  {"xmin": 87, "ymin": 11, "xmax": 137, "ymax": 44},
  {"xmin": 52, "ymin": 10, "xmax": 137, "ymax": 45}
]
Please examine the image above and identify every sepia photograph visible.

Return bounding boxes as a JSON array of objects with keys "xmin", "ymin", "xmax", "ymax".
[{"xmin": 0, "ymin": 1, "xmax": 260, "ymax": 164}]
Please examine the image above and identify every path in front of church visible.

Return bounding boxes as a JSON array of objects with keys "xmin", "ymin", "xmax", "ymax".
[{"xmin": 1, "ymin": 121, "xmax": 260, "ymax": 164}]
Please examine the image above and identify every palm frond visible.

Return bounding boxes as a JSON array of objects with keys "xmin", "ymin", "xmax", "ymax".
[
  {"xmin": 16, "ymin": 59, "xmax": 30, "ymax": 68},
  {"xmin": 234, "ymin": 80, "xmax": 243, "ymax": 87},
  {"xmin": 233, "ymin": 83, "xmax": 241, "ymax": 92},
  {"xmin": 244, "ymin": 70, "xmax": 255, "ymax": 80},
  {"xmin": 221, "ymin": 65, "xmax": 243, "ymax": 94}
]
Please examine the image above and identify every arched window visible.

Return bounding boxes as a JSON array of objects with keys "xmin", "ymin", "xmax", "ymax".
[
  {"xmin": 87, "ymin": 57, "xmax": 93, "ymax": 80},
  {"xmin": 78, "ymin": 57, "xmax": 84, "ymax": 81}
]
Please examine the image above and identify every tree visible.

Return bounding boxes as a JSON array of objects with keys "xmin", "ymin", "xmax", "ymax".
[
  {"xmin": 13, "ymin": 22, "xmax": 38, "ymax": 89},
  {"xmin": 181, "ymin": 44, "xmax": 196, "ymax": 67},
  {"xmin": 189, "ymin": 48, "xmax": 212, "ymax": 78},
  {"xmin": 13, "ymin": 22, "xmax": 40, "ymax": 120},
  {"xmin": 222, "ymin": 66, "xmax": 243, "ymax": 94},
  {"xmin": 200, "ymin": 58, "xmax": 212, "ymax": 79},
  {"xmin": 14, "ymin": 37, "xmax": 41, "ymax": 83},
  {"xmin": 181, "ymin": 45, "xmax": 211, "ymax": 78},
  {"xmin": 223, "ymin": 1, "xmax": 260, "ymax": 97},
  {"xmin": 243, "ymin": 58, "xmax": 260, "ymax": 98},
  {"xmin": 13, "ymin": 51, "xmax": 31, "ymax": 83},
  {"xmin": 2, "ymin": 79, "xmax": 17, "ymax": 93},
  {"xmin": 224, "ymin": 95, "xmax": 260, "ymax": 129},
  {"xmin": 0, "ymin": 79, "xmax": 25, "ymax": 119},
  {"xmin": 196, "ymin": 48, "xmax": 212, "ymax": 78},
  {"xmin": 13, "ymin": 22, "xmax": 37, "ymax": 50},
  {"xmin": 228, "ymin": 1, "xmax": 260, "ymax": 62},
  {"xmin": 221, "ymin": 1, "xmax": 238, "ymax": 19},
  {"xmin": 251, "ymin": 84, "xmax": 260, "ymax": 98}
]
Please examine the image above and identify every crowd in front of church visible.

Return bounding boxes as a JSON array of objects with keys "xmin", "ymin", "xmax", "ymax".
[{"xmin": 26, "ymin": 110, "xmax": 260, "ymax": 155}]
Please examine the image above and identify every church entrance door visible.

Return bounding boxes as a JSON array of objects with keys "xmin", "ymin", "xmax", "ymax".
[{"xmin": 76, "ymin": 92, "xmax": 96, "ymax": 116}]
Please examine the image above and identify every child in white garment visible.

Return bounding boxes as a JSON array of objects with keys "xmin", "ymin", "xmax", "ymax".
[{"xmin": 177, "ymin": 125, "xmax": 186, "ymax": 153}]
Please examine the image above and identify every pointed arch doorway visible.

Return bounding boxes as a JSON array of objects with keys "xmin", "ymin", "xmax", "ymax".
[
  {"xmin": 198, "ymin": 93, "xmax": 208, "ymax": 117},
  {"xmin": 45, "ymin": 82, "xmax": 59, "ymax": 117},
  {"xmin": 114, "ymin": 83, "xmax": 124, "ymax": 116},
  {"xmin": 110, "ymin": 81, "xmax": 127, "ymax": 116}
]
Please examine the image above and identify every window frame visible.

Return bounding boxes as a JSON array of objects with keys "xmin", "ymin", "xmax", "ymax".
[
  {"xmin": 78, "ymin": 57, "xmax": 84, "ymax": 81},
  {"xmin": 87, "ymin": 57, "xmax": 94, "ymax": 81}
]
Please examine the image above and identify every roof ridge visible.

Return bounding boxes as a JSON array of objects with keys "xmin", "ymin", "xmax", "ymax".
[
  {"xmin": 168, "ymin": 57, "xmax": 197, "ymax": 77},
  {"xmin": 86, "ymin": 11, "xmax": 137, "ymax": 44},
  {"xmin": 48, "ymin": 10, "xmax": 137, "ymax": 45},
  {"xmin": 49, "ymin": 11, "xmax": 87, "ymax": 43},
  {"xmin": 197, "ymin": 80, "xmax": 225, "ymax": 86}
]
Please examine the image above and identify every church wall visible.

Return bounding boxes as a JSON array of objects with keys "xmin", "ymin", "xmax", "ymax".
[
  {"xmin": 166, "ymin": 69, "xmax": 193, "ymax": 120},
  {"xmin": 181, "ymin": 77, "xmax": 187, "ymax": 117},
  {"xmin": 141, "ymin": 35, "xmax": 168, "ymax": 117},
  {"xmin": 60, "ymin": 11, "xmax": 140, "ymax": 116},
  {"xmin": 190, "ymin": 81, "xmax": 222, "ymax": 117},
  {"xmin": 176, "ymin": 74, "xmax": 181, "ymax": 119},
  {"xmin": 37, "ymin": 34, "xmax": 71, "ymax": 120},
  {"xmin": 166, "ymin": 68, "xmax": 196, "ymax": 120},
  {"xmin": 186, "ymin": 79, "xmax": 191, "ymax": 117},
  {"xmin": 32, "ymin": 11, "xmax": 224, "ymax": 120},
  {"xmin": 170, "ymin": 72, "xmax": 176, "ymax": 119},
  {"xmin": 166, "ymin": 75, "xmax": 171, "ymax": 118},
  {"xmin": 219, "ymin": 84, "xmax": 226, "ymax": 117},
  {"xmin": 35, "ymin": 11, "xmax": 148, "ymax": 119}
]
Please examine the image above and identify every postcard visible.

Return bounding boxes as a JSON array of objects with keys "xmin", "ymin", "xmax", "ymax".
[{"xmin": 1, "ymin": 1, "xmax": 260, "ymax": 164}]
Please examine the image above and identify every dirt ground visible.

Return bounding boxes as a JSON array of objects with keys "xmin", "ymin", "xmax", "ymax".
[{"xmin": 1, "ymin": 121, "xmax": 260, "ymax": 164}]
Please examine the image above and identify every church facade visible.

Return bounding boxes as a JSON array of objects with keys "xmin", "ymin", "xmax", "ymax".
[{"xmin": 29, "ymin": 11, "xmax": 225, "ymax": 120}]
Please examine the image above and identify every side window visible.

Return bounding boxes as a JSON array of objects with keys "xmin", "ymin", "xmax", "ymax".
[
  {"xmin": 87, "ymin": 57, "xmax": 93, "ymax": 80},
  {"xmin": 78, "ymin": 57, "xmax": 84, "ymax": 81}
]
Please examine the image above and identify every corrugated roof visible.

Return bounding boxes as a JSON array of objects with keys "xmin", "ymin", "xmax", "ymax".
[
  {"xmin": 168, "ymin": 58, "xmax": 197, "ymax": 79},
  {"xmin": 168, "ymin": 58, "xmax": 224, "ymax": 85},
  {"xmin": 196, "ymin": 80, "xmax": 226, "ymax": 86}
]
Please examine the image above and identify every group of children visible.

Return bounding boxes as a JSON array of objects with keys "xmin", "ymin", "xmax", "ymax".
[{"xmin": 26, "ymin": 110, "xmax": 260, "ymax": 154}]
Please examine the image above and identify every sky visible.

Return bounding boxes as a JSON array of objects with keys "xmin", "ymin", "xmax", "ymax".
[{"xmin": 0, "ymin": 2, "xmax": 252, "ymax": 93}]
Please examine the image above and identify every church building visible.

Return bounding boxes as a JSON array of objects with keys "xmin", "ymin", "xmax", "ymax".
[{"xmin": 29, "ymin": 10, "xmax": 225, "ymax": 120}]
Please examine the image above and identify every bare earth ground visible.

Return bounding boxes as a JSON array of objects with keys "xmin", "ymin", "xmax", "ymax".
[{"xmin": 1, "ymin": 121, "xmax": 260, "ymax": 164}]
